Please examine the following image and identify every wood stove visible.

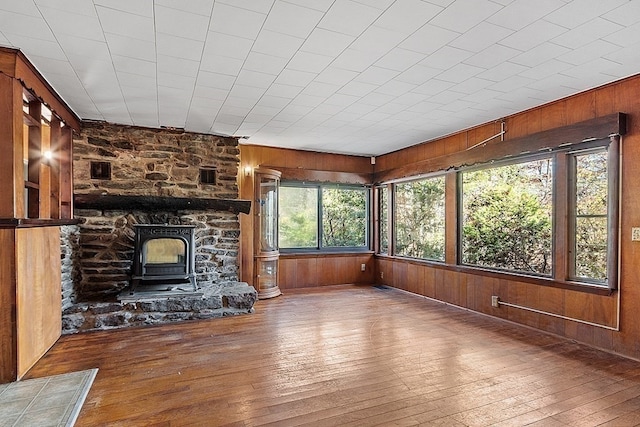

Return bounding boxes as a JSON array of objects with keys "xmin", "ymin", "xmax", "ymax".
[{"xmin": 131, "ymin": 224, "xmax": 197, "ymax": 292}]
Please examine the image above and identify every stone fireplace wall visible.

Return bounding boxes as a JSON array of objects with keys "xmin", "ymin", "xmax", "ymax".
[{"xmin": 62, "ymin": 122, "xmax": 254, "ymax": 333}]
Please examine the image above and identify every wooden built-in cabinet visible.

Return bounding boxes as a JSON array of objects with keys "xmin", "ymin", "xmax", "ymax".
[{"xmin": 0, "ymin": 47, "xmax": 80, "ymax": 383}]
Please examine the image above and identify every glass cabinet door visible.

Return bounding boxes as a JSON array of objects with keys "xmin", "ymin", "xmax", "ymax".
[{"xmin": 258, "ymin": 178, "xmax": 278, "ymax": 252}]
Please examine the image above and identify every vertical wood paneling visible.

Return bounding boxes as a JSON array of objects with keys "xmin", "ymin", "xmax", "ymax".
[
  {"xmin": 423, "ymin": 266, "xmax": 435, "ymax": 298},
  {"xmin": 565, "ymin": 91, "xmax": 596, "ymax": 124},
  {"xmin": 16, "ymin": 227, "xmax": 61, "ymax": 378},
  {"xmin": 0, "ymin": 229, "xmax": 17, "ymax": 383},
  {"xmin": 595, "ymin": 84, "xmax": 617, "ymax": 117},
  {"xmin": 296, "ymin": 258, "xmax": 318, "ymax": 288},
  {"xmin": 278, "ymin": 258, "xmax": 296, "ymax": 290},
  {"xmin": 0, "ymin": 75, "xmax": 18, "ymax": 218}
]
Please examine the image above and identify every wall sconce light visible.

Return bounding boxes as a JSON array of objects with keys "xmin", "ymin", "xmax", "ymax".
[
  {"xmin": 42, "ymin": 150, "xmax": 53, "ymax": 165},
  {"xmin": 244, "ymin": 166, "xmax": 252, "ymax": 177}
]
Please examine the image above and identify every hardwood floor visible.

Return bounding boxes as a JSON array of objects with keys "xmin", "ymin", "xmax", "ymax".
[{"xmin": 27, "ymin": 285, "xmax": 640, "ymax": 426}]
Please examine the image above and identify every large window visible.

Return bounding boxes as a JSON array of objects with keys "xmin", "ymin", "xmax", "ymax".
[
  {"xmin": 378, "ymin": 135, "xmax": 618, "ymax": 289},
  {"xmin": 394, "ymin": 176, "xmax": 446, "ymax": 261},
  {"xmin": 279, "ymin": 183, "xmax": 369, "ymax": 251},
  {"xmin": 460, "ymin": 157, "xmax": 553, "ymax": 275}
]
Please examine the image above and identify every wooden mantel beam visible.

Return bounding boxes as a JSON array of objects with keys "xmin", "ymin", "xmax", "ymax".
[{"xmin": 74, "ymin": 194, "xmax": 252, "ymax": 215}]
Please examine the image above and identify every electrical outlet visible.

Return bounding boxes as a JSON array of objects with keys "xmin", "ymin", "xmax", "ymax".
[
  {"xmin": 633, "ymin": 227, "xmax": 640, "ymax": 241},
  {"xmin": 380, "ymin": 271, "xmax": 384, "ymax": 279},
  {"xmin": 361, "ymin": 263, "xmax": 366, "ymax": 272},
  {"xmin": 491, "ymin": 296, "xmax": 500, "ymax": 308}
]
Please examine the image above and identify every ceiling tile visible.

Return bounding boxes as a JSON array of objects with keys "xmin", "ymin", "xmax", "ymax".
[
  {"xmin": 350, "ymin": 25, "xmax": 406, "ymax": 55},
  {"xmin": 155, "ymin": 0, "xmax": 214, "ymax": 16},
  {"xmin": 317, "ymin": 0, "xmax": 381, "ymax": 37},
  {"xmin": 464, "ymin": 44, "xmax": 521, "ymax": 69},
  {"xmin": 216, "ymin": 0, "xmax": 274, "ymax": 15},
  {"xmin": 332, "ymin": 48, "xmax": 385, "ymax": 73},
  {"xmin": 476, "ymin": 61, "xmax": 528, "ymax": 82},
  {"xmin": 399, "ymin": 24, "xmax": 460, "ymax": 55},
  {"xmin": 202, "ymin": 32, "xmax": 252, "ymax": 60},
  {"xmin": 283, "ymin": 0, "xmax": 334, "ymax": 12},
  {"xmin": 96, "ymin": 6, "xmax": 154, "ymax": 41},
  {"xmin": 375, "ymin": 48, "xmax": 425, "ymax": 72},
  {"xmin": 104, "ymin": 32, "xmax": 155, "ymax": 62},
  {"xmin": 429, "ymin": 0, "xmax": 503, "ymax": 33},
  {"xmin": 4, "ymin": 34, "xmax": 66, "ymax": 60},
  {"xmin": 510, "ymin": 42, "xmax": 570, "ymax": 67},
  {"xmin": 252, "ymin": 30, "xmax": 305, "ymax": 59},
  {"xmin": 552, "ymin": 17, "xmax": 623, "ymax": 49},
  {"xmin": 421, "ymin": 46, "xmax": 474, "ymax": 70},
  {"xmin": 375, "ymin": 0, "xmax": 443, "ymax": 33},
  {"xmin": 287, "ymin": 51, "xmax": 334, "ymax": 73},
  {"xmin": 603, "ymin": 1, "xmax": 640, "ymax": 27},
  {"xmin": 94, "ymin": 0, "xmax": 153, "ymax": 17},
  {"xmin": 487, "ymin": 0, "xmax": 565, "ymax": 31},
  {"xmin": 243, "ymin": 52, "xmax": 289, "ymax": 75},
  {"xmin": 157, "ymin": 33, "xmax": 204, "ymax": 61},
  {"xmin": 544, "ymin": 0, "xmax": 628, "ymax": 29},
  {"xmin": 38, "ymin": 7, "xmax": 103, "ymax": 42},
  {"xmin": 449, "ymin": 22, "xmax": 514, "ymax": 53},
  {"xmin": 355, "ymin": 66, "xmax": 399, "ymax": 85},
  {"xmin": 559, "ymin": 40, "xmax": 621, "ymax": 66},
  {"xmin": 236, "ymin": 70, "xmax": 277, "ymax": 89},
  {"xmin": 396, "ymin": 64, "xmax": 441, "ymax": 85},
  {"xmin": 315, "ymin": 67, "xmax": 359, "ymax": 86},
  {"xmin": 0, "ymin": 1, "xmax": 41, "ymax": 17},
  {"xmin": 111, "ymin": 54, "xmax": 156, "ymax": 77},
  {"xmin": 209, "ymin": 3, "xmax": 266, "ymax": 40},
  {"xmin": 300, "ymin": 28, "xmax": 354, "ymax": 57},
  {"xmin": 499, "ymin": 20, "xmax": 567, "ymax": 52},
  {"xmin": 34, "ymin": 0, "xmax": 96, "ymax": 17},
  {"xmin": 155, "ymin": 6, "xmax": 210, "ymax": 41},
  {"xmin": 275, "ymin": 69, "xmax": 317, "ymax": 87},
  {"xmin": 0, "ymin": 11, "xmax": 55, "ymax": 41},
  {"xmin": 262, "ymin": 1, "xmax": 323, "ymax": 38}
]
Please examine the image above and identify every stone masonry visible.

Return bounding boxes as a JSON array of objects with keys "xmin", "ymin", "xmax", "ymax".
[{"xmin": 61, "ymin": 122, "xmax": 256, "ymax": 333}]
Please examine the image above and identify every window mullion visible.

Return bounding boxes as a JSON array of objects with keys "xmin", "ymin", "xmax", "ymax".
[
  {"xmin": 317, "ymin": 185, "xmax": 323, "ymax": 250},
  {"xmin": 554, "ymin": 153, "xmax": 569, "ymax": 281}
]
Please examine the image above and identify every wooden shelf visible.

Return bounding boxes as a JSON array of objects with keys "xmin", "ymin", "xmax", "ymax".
[{"xmin": 24, "ymin": 181, "xmax": 40, "ymax": 190}]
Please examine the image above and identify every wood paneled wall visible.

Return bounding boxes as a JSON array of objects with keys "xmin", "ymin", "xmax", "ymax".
[
  {"xmin": 280, "ymin": 253, "xmax": 375, "ymax": 289},
  {"xmin": 239, "ymin": 145, "xmax": 374, "ymax": 290},
  {"xmin": 374, "ymin": 74, "xmax": 640, "ymax": 360},
  {"xmin": 16, "ymin": 227, "xmax": 61, "ymax": 377}
]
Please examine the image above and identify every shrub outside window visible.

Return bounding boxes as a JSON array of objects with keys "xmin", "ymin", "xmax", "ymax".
[
  {"xmin": 379, "ymin": 186, "xmax": 389, "ymax": 254},
  {"xmin": 394, "ymin": 176, "xmax": 446, "ymax": 261},
  {"xmin": 460, "ymin": 158, "xmax": 553, "ymax": 276}
]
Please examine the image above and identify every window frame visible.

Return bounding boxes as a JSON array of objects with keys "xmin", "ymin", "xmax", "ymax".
[
  {"xmin": 457, "ymin": 152, "xmax": 555, "ymax": 278},
  {"xmin": 454, "ymin": 137, "xmax": 618, "ymax": 289},
  {"xmin": 279, "ymin": 181, "xmax": 371, "ymax": 253}
]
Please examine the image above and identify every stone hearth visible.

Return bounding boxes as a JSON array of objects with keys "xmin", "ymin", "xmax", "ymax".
[{"xmin": 62, "ymin": 281, "xmax": 256, "ymax": 334}]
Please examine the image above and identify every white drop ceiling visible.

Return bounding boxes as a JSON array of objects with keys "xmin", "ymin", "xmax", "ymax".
[{"xmin": 1, "ymin": 0, "xmax": 639, "ymax": 156}]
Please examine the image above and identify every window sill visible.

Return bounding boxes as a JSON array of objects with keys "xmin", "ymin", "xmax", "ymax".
[{"xmin": 281, "ymin": 250, "xmax": 374, "ymax": 258}]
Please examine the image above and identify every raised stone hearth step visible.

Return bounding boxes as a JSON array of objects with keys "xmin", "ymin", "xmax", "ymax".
[{"xmin": 62, "ymin": 282, "xmax": 257, "ymax": 334}]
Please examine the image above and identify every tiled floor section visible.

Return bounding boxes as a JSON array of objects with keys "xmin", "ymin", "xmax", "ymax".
[{"xmin": 0, "ymin": 369, "xmax": 97, "ymax": 427}]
